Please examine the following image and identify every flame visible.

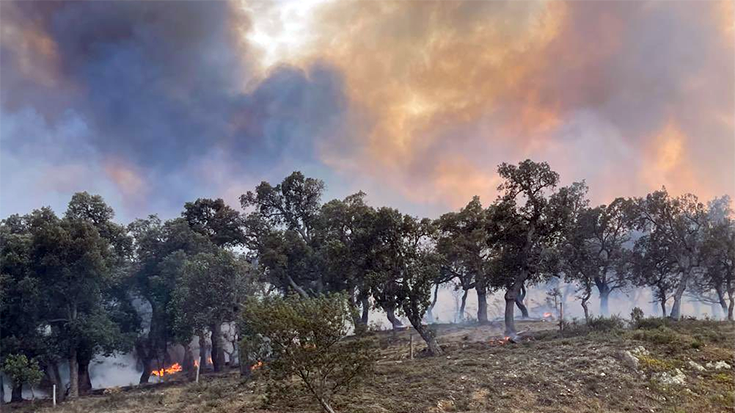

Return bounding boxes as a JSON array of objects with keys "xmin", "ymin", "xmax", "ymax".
[
  {"xmin": 194, "ymin": 360, "xmax": 199, "ymax": 368},
  {"xmin": 151, "ymin": 363, "xmax": 182, "ymax": 377},
  {"xmin": 207, "ymin": 356, "xmax": 213, "ymax": 364},
  {"xmin": 489, "ymin": 336, "xmax": 511, "ymax": 345},
  {"xmin": 251, "ymin": 361, "xmax": 264, "ymax": 371},
  {"xmin": 543, "ymin": 312, "xmax": 552, "ymax": 318}
]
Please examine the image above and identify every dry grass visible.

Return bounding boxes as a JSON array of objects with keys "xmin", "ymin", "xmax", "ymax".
[{"xmin": 8, "ymin": 319, "xmax": 735, "ymax": 413}]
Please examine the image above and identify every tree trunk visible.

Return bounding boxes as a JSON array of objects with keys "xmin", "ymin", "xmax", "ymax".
[
  {"xmin": 10, "ymin": 383, "xmax": 22, "ymax": 403},
  {"xmin": 727, "ymin": 290, "xmax": 734, "ymax": 321},
  {"xmin": 717, "ymin": 288, "xmax": 728, "ymax": 317},
  {"xmin": 425, "ymin": 284, "xmax": 440, "ymax": 324},
  {"xmin": 315, "ymin": 395, "xmax": 336, "ymax": 413},
  {"xmin": 515, "ymin": 284, "xmax": 529, "ymax": 318},
  {"xmin": 458, "ymin": 289, "xmax": 469, "ymax": 322},
  {"xmin": 348, "ymin": 289, "xmax": 362, "ymax": 327},
  {"xmin": 476, "ymin": 286, "xmax": 488, "ymax": 324},
  {"xmin": 68, "ymin": 350, "xmax": 79, "ymax": 399},
  {"xmin": 361, "ymin": 295, "xmax": 370, "ymax": 325},
  {"xmin": 504, "ymin": 292, "xmax": 516, "ymax": 339},
  {"xmin": 137, "ymin": 339, "xmax": 153, "ymax": 384},
  {"xmin": 409, "ymin": 319, "xmax": 443, "ymax": 356},
  {"xmin": 661, "ymin": 298, "xmax": 667, "ymax": 316},
  {"xmin": 598, "ymin": 284, "xmax": 610, "ymax": 316},
  {"xmin": 670, "ymin": 279, "xmax": 688, "ymax": 320},
  {"xmin": 581, "ymin": 298, "xmax": 590, "ymax": 323},
  {"xmin": 211, "ymin": 323, "xmax": 225, "ymax": 372},
  {"xmin": 385, "ymin": 305, "xmax": 403, "ymax": 330},
  {"xmin": 199, "ymin": 333, "xmax": 208, "ymax": 370},
  {"xmin": 504, "ymin": 275, "xmax": 526, "ymax": 340},
  {"xmin": 42, "ymin": 361, "xmax": 65, "ymax": 403},
  {"xmin": 78, "ymin": 359, "xmax": 93, "ymax": 395}
]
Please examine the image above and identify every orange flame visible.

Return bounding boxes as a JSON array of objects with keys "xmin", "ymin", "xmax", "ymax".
[
  {"xmin": 251, "ymin": 361, "xmax": 264, "ymax": 371},
  {"xmin": 151, "ymin": 363, "xmax": 182, "ymax": 377},
  {"xmin": 543, "ymin": 312, "xmax": 552, "ymax": 318},
  {"xmin": 489, "ymin": 336, "xmax": 511, "ymax": 345}
]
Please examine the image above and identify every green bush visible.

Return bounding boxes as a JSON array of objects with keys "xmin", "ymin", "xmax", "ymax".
[
  {"xmin": 2, "ymin": 354, "xmax": 44, "ymax": 399},
  {"xmin": 633, "ymin": 326, "xmax": 691, "ymax": 345},
  {"xmin": 587, "ymin": 315, "xmax": 626, "ymax": 332},
  {"xmin": 634, "ymin": 317, "xmax": 670, "ymax": 330},
  {"xmin": 240, "ymin": 293, "xmax": 377, "ymax": 413},
  {"xmin": 630, "ymin": 307, "xmax": 644, "ymax": 325}
]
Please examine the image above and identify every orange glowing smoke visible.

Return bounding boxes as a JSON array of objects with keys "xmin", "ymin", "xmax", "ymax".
[
  {"xmin": 543, "ymin": 312, "xmax": 553, "ymax": 318},
  {"xmin": 151, "ymin": 363, "xmax": 182, "ymax": 377}
]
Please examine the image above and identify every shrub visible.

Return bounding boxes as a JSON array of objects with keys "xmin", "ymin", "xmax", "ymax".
[
  {"xmin": 240, "ymin": 294, "xmax": 377, "ymax": 413},
  {"xmin": 634, "ymin": 317, "xmax": 670, "ymax": 330},
  {"xmin": 630, "ymin": 307, "xmax": 644, "ymax": 325},
  {"xmin": 587, "ymin": 315, "xmax": 626, "ymax": 332},
  {"xmin": 2, "ymin": 354, "xmax": 44, "ymax": 399}
]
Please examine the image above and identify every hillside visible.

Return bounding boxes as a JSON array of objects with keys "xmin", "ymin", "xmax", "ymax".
[{"xmin": 9, "ymin": 319, "xmax": 735, "ymax": 413}]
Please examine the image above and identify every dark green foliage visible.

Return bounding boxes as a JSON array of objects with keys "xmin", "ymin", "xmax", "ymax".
[
  {"xmin": 240, "ymin": 294, "xmax": 376, "ymax": 413},
  {"xmin": 586, "ymin": 316, "xmax": 626, "ymax": 332},
  {"xmin": 2, "ymin": 354, "xmax": 44, "ymax": 395}
]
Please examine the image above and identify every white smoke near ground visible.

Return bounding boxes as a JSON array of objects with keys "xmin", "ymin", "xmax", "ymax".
[{"xmin": 89, "ymin": 353, "xmax": 142, "ymax": 389}]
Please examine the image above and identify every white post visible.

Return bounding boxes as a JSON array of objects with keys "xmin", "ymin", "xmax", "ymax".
[
  {"xmin": 195, "ymin": 361, "xmax": 201, "ymax": 384},
  {"xmin": 409, "ymin": 333, "xmax": 414, "ymax": 360},
  {"xmin": 53, "ymin": 384, "xmax": 56, "ymax": 407}
]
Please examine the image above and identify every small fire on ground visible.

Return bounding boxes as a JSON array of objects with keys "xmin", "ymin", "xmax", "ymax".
[
  {"xmin": 251, "ymin": 361, "xmax": 264, "ymax": 371},
  {"xmin": 151, "ymin": 363, "xmax": 182, "ymax": 377},
  {"xmin": 489, "ymin": 336, "xmax": 511, "ymax": 345}
]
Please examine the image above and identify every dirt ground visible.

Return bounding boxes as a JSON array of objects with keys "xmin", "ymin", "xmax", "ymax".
[{"xmin": 8, "ymin": 319, "xmax": 735, "ymax": 413}]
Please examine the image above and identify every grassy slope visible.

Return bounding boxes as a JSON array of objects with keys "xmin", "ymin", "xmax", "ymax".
[{"xmin": 10, "ymin": 319, "xmax": 735, "ymax": 413}]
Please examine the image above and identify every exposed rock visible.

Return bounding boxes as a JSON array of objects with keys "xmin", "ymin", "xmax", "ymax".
[
  {"xmin": 654, "ymin": 368, "xmax": 686, "ymax": 386},
  {"xmin": 630, "ymin": 346, "xmax": 649, "ymax": 357},
  {"xmin": 705, "ymin": 361, "xmax": 731, "ymax": 370},
  {"xmin": 687, "ymin": 360, "xmax": 705, "ymax": 372},
  {"xmin": 620, "ymin": 350, "xmax": 639, "ymax": 370}
]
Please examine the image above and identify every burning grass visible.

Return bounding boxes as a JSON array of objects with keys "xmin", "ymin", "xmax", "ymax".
[{"xmin": 11, "ymin": 319, "xmax": 735, "ymax": 413}]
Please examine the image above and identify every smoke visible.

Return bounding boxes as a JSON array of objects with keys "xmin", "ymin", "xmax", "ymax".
[
  {"xmin": 288, "ymin": 0, "xmax": 734, "ymax": 211},
  {"xmin": 0, "ymin": 0, "xmax": 350, "ymax": 220}
]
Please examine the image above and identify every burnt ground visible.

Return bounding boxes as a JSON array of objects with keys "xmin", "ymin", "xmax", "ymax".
[{"xmin": 9, "ymin": 319, "xmax": 735, "ymax": 413}]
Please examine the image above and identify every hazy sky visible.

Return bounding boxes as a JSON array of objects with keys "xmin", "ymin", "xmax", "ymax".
[{"xmin": 1, "ymin": 0, "xmax": 733, "ymax": 222}]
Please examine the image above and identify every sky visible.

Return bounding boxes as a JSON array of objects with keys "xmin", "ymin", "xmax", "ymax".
[{"xmin": 1, "ymin": 0, "xmax": 733, "ymax": 223}]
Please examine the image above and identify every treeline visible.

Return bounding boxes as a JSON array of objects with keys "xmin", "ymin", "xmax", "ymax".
[{"xmin": 1, "ymin": 160, "xmax": 733, "ymax": 402}]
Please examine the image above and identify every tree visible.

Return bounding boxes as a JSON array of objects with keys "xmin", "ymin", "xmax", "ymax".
[
  {"xmin": 436, "ymin": 197, "xmax": 493, "ymax": 323},
  {"xmin": 368, "ymin": 208, "xmax": 444, "ymax": 354},
  {"xmin": 491, "ymin": 160, "xmax": 586, "ymax": 339},
  {"xmin": 696, "ymin": 197, "xmax": 735, "ymax": 320},
  {"xmin": 240, "ymin": 294, "xmax": 376, "ymax": 413},
  {"xmin": 560, "ymin": 198, "xmax": 633, "ymax": 318},
  {"xmin": 319, "ymin": 192, "xmax": 376, "ymax": 327},
  {"xmin": 631, "ymin": 232, "xmax": 679, "ymax": 315},
  {"xmin": 27, "ymin": 208, "xmax": 119, "ymax": 398},
  {"xmin": 2, "ymin": 354, "xmax": 44, "ymax": 401},
  {"xmin": 128, "ymin": 216, "xmax": 215, "ymax": 382},
  {"xmin": 241, "ymin": 172, "xmax": 327, "ymax": 297},
  {"xmin": 634, "ymin": 190, "xmax": 709, "ymax": 319},
  {"xmin": 0, "ymin": 215, "xmax": 48, "ymax": 402},
  {"xmin": 170, "ymin": 249, "xmax": 251, "ymax": 372},
  {"xmin": 182, "ymin": 198, "xmax": 245, "ymax": 247},
  {"xmin": 64, "ymin": 194, "xmax": 139, "ymax": 395}
]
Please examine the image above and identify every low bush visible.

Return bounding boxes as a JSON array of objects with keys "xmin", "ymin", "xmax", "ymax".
[
  {"xmin": 240, "ymin": 293, "xmax": 377, "ymax": 413},
  {"xmin": 634, "ymin": 317, "xmax": 670, "ymax": 330},
  {"xmin": 587, "ymin": 315, "xmax": 626, "ymax": 332}
]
